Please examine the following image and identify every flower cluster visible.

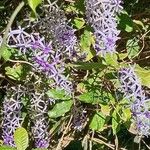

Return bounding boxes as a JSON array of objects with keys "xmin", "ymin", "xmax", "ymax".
[
  {"xmin": 54, "ymin": 25, "xmax": 77, "ymax": 56},
  {"xmin": 8, "ymin": 27, "xmax": 73, "ymax": 94},
  {"xmin": 35, "ymin": 3, "xmax": 77, "ymax": 57},
  {"xmin": 85, "ymin": 0, "xmax": 123, "ymax": 55},
  {"xmin": 119, "ymin": 66, "xmax": 150, "ymax": 136},
  {"xmin": 29, "ymin": 92, "xmax": 50, "ymax": 148},
  {"xmin": 8, "ymin": 26, "xmax": 31, "ymax": 54},
  {"xmin": 2, "ymin": 85, "xmax": 23, "ymax": 146}
]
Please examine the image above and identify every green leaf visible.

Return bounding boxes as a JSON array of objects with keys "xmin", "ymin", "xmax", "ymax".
[
  {"xmin": 118, "ymin": 11, "xmax": 133, "ymax": 32},
  {"xmin": 48, "ymin": 100, "xmax": 73, "ymax": 118},
  {"xmin": 46, "ymin": 89, "xmax": 71, "ymax": 100},
  {"xmin": 72, "ymin": 62, "xmax": 106, "ymax": 70},
  {"xmin": 104, "ymin": 53, "xmax": 118, "ymax": 67},
  {"xmin": 118, "ymin": 53, "xmax": 128, "ymax": 60},
  {"xmin": 32, "ymin": 148, "xmax": 48, "ymax": 150},
  {"xmin": 0, "ymin": 146, "xmax": 16, "ymax": 150},
  {"xmin": 112, "ymin": 110, "xmax": 120, "ymax": 135},
  {"xmin": 90, "ymin": 112, "xmax": 106, "ymax": 131},
  {"xmin": 100, "ymin": 104, "xmax": 111, "ymax": 116},
  {"xmin": 73, "ymin": 17, "xmax": 85, "ymax": 29},
  {"xmin": 80, "ymin": 29, "xmax": 95, "ymax": 61},
  {"xmin": 135, "ymin": 65, "xmax": 150, "ymax": 88},
  {"xmin": 14, "ymin": 127, "xmax": 29, "ymax": 150},
  {"xmin": 126, "ymin": 38, "xmax": 140, "ymax": 59},
  {"xmin": 2, "ymin": 47, "xmax": 11, "ymax": 61},
  {"xmin": 78, "ymin": 92, "xmax": 98, "ymax": 104},
  {"xmin": 5, "ymin": 64, "xmax": 23, "ymax": 80},
  {"xmin": 122, "ymin": 108, "xmax": 131, "ymax": 122},
  {"xmin": 27, "ymin": 0, "xmax": 42, "ymax": 14}
]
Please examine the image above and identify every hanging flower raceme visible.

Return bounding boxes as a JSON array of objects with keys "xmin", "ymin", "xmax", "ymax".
[
  {"xmin": 35, "ymin": 3, "xmax": 77, "ymax": 57},
  {"xmin": 85, "ymin": 0, "xmax": 123, "ymax": 55},
  {"xmin": 7, "ymin": 27, "xmax": 73, "ymax": 94},
  {"xmin": 2, "ymin": 85, "xmax": 24, "ymax": 146},
  {"xmin": 29, "ymin": 92, "xmax": 50, "ymax": 148},
  {"xmin": 118, "ymin": 66, "xmax": 150, "ymax": 136}
]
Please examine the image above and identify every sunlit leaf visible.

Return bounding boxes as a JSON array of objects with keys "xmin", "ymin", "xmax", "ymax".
[
  {"xmin": 90, "ymin": 112, "xmax": 106, "ymax": 131},
  {"xmin": 14, "ymin": 127, "xmax": 28, "ymax": 150},
  {"xmin": 0, "ymin": 146, "xmax": 16, "ymax": 150},
  {"xmin": 46, "ymin": 89, "xmax": 71, "ymax": 100},
  {"xmin": 73, "ymin": 17, "xmax": 85, "ymax": 29},
  {"xmin": 80, "ymin": 29, "xmax": 95, "ymax": 61},
  {"xmin": 135, "ymin": 65, "xmax": 150, "ymax": 88},
  {"xmin": 48, "ymin": 100, "xmax": 73, "ymax": 118}
]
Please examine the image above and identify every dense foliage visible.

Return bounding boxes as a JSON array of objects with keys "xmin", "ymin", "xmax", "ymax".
[{"xmin": 0, "ymin": 0, "xmax": 150, "ymax": 149}]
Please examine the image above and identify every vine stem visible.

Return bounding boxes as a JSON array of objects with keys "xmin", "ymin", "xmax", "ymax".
[{"xmin": 0, "ymin": 1, "xmax": 25, "ymax": 58}]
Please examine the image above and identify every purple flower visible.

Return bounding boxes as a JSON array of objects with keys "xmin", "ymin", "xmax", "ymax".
[
  {"xmin": 119, "ymin": 66, "xmax": 150, "ymax": 136},
  {"xmin": 2, "ymin": 85, "xmax": 24, "ymax": 146},
  {"xmin": 54, "ymin": 25, "xmax": 77, "ymax": 55},
  {"xmin": 8, "ymin": 26, "xmax": 32, "ymax": 53},
  {"xmin": 85, "ymin": 0, "xmax": 123, "ymax": 55},
  {"xmin": 30, "ymin": 92, "xmax": 50, "ymax": 148}
]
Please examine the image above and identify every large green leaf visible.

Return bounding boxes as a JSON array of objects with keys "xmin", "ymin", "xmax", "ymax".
[
  {"xmin": 46, "ymin": 89, "xmax": 71, "ymax": 100},
  {"xmin": 48, "ymin": 100, "xmax": 73, "ymax": 118},
  {"xmin": 135, "ymin": 65, "xmax": 150, "ymax": 88},
  {"xmin": 104, "ymin": 53, "xmax": 118, "ymax": 67},
  {"xmin": 0, "ymin": 146, "xmax": 16, "ymax": 150},
  {"xmin": 32, "ymin": 148, "xmax": 48, "ymax": 150},
  {"xmin": 80, "ymin": 29, "xmax": 95, "ymax": 61},
  {"xmin": 90, "ymin": 112, "xmax": 106, "ymax": 131},
  {"xmin": 78, "ymin": 92, "xmax": 98, "ymax": 104},
  {"xmin": 118, "ymin": 11, "xmax": 133, "ymax": 33},
  {"xmin": 14, "ymin": 127, "xmax": 29, "ymax": 150},
  {"xmin": 27, "ymin": 0, "xmax": 42, "ymax": 14}
]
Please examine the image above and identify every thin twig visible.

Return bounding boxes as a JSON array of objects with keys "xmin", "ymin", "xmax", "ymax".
[
  {"xmin": 8, "ymin": 59, "xmax": 34, "ymax": 67},
  {"xmin": 88, "ymin": 136, "xmax": 115, "ymax": 150},
  {"xmin": 142, "ymin": 140, "xmax": 150, "ymax": 150},
  {"xmin": 55, "ymin": 115, "xmax": 73, "ymax": 150}
]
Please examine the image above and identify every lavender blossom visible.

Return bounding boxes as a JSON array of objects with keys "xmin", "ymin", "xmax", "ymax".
[
  {"xmin": 54, "ymin": 25, "xmax": 77, "ymax": 55},
  {"xmin": 2, "ymin": 85, "xmax": 24, "ymax": 146},
  {"xmin": 85, "ymin": 0, "xmax": 123, "ymax": 55},
  {"xmin": 7, "ymin": 27, "xmax": 73, "ymax": 94},
  {"xmin": 119, "ymin": 66, "xmax": 150, "ymax": 136},
  {"xmin": 30, "ymin": 92, "xmax": 50, "ymax": 148},
  {"xmin": 8, "ymin": 26, "xmax": 31, "ymax": 54},
  {"xmin": 118, "ymin": 66, "xmax": 145, "ymax": 101},
  {"xmin": 35, "ymin": 3, "xmax": 77, "ymax": 57}
]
